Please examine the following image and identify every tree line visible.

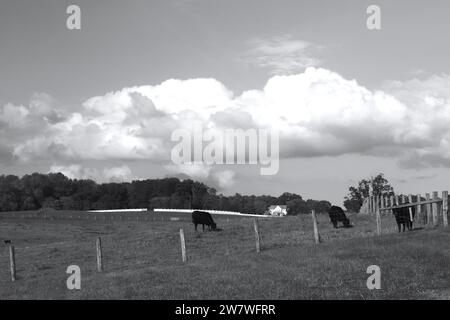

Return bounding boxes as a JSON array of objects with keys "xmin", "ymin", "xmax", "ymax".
[{"xmin": 0, "ymin": 172, "xmax": 332, "ymax": 215}]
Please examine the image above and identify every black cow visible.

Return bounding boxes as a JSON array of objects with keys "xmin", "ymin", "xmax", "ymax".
[
  {"xmin": 392, "ymin": 205, "xmax": 415, "ymax": 232},
  {"xmin": 3, "ymin": 240, "xmax": 11, "ymax": 245},
  {"xmin": 192, "ymin": 210, "xmax": 217, "ymax": 231},
  {"xmin": 328, "ymin": 206, "xmax": 352, "ymax": 228}
]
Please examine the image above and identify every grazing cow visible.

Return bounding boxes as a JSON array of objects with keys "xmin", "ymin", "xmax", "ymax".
[
  {"xmin": 3, "ymin": 240, "xmax": 11, "ymax": 245},
  {"xmin": 392, "ymin": 205, "xmax": 415, "ymax": 232},
  {"xmin": 328, "ymin": 206, "xmax": 352, "ymax": 228},
  {"xmin": 192, "ymin": 210, "xmax": 217, "ymax": 231}
]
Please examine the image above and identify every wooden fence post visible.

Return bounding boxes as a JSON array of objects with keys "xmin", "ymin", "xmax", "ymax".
[
  {"xmin": 432, "ymin": 191, "xmax": 439, "ymax": 226},
  {"xmin": 179, "ymin": 228, "xmax": 187, "ymax": 262},
  {"xmin": 253, "ymin": 218, "xmax": 261, "ymax": 253},
  {"xmin": 442, "ymin": 191, "xmax": 448, "ymax": 227},
  {"xmin": 371, "ymin": 196, "xmax": 376, "ymax": 214},
  {"xmin": 376, "ymin": 195, "xmax": 380, "ymax": 213},
  {"xmin": 375, "ymin": 195, "xmax": 378, "ymax": 213},
  {"xmin": 376, "ymin": 208, "xmax": 381, "ymax": 236},
  {"xmin": 408, "ymin": 194, "xmax": 413, "ymax": 204},
  {"xmin": 311, "ymin": 210, "xmax": 321, "ymax": 244},
  {"xmin": 9, "ymin": 245, "xmax": 16, "ymax": 282},
  {"xmin": 416, "ymin": 194, "xmax": 422, "ymax": 224},
  {"xmin": 96, "ymin": 237, "xmax": 103, "ymax": 272},
  {"xmin": 369, "ymin": 196, "xmax": 375, "ymax": 214},
  {"xmin": 425, "ymin": 193, "xmax": 431, "ymax": 224},
  {"xmin": 407, "ymin": 194, "xmax": 414, "ymax": 223},
  {"xmin": 372, "ymin": 196, "xmax": 376, "ymax": 214},
  {"xmin": 390, "ymin": 195, "xmax": 395, "ymax": 215}
]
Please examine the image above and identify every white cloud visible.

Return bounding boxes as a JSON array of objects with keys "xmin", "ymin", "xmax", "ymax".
[
  {"xmin": 382, "ymin": 74, "xmax": 450, "ymax": 167},
  {"xmin": 243, "ymin": 35, "xmax": 322, "ymax": 75},
  {"xmin": 213, "ymin": 170, "xmax": 236, "ymax": 189},
  {"xmin": 4, "ymin": 68, "xmax": 450, "ymax": 187}
]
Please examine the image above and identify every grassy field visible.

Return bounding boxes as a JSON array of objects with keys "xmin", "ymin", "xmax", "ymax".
[{"xmin": 0, "ymin": 210, "xmax": 449, "ymax": 299}]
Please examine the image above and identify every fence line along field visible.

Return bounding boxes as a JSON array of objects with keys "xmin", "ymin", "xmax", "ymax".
[{"xmin": 1, "ymin": 207, "xmax": 450, "ymax": 299}]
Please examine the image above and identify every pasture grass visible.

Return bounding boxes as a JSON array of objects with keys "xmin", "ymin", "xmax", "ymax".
[{"xmin": 0, "ymin": 210, "xmax": 449, "ymax": 299}]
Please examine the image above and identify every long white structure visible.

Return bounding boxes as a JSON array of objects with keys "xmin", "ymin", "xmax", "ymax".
[{"xmin": 153, "ymin": 208, "xmax": 276, "ymax": 218}]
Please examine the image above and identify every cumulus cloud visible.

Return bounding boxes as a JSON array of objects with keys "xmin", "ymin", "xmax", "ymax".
[
  {"xmin": 3, "ymin": 68, "xmax": 450, "ymax": 188},
  {"xmin": 213, "ymin": 170, "xmax": 236, "ymax": 189},
  {"xmin": 243, "ymin": 35, "xmax": 322, "ymax": 75},
  {"xmin": 382, "ymin": 74, "xmax": 450, "ymax": 168}
]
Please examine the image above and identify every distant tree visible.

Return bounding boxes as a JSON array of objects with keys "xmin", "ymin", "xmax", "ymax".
[
  {"xmin": 344, "ymin": 173, "xmax": 394, "ymax": 213},
  {"xmin": 306, "ymin": 199, "xmax": 331, "ymax": 213},
  {"xmin": 253, "ymin": 198, "xmax": 269, "ymax": 214},
  {"xmin": 41, "ymin": 197, "xmax": 59, "ymax": 209},
  {"xmin": 0, "ymin": 193, "xmax": 19, "ymax": 211},
  {"xmin": 286, "ymin": 198, "xmax": 308, "ymax": 215},
  {"xmin": 148, "ymin": 196, "xmax": 172, "ymax": 209},
  {"xmin": 343, "ymin": 199, "xmax": 361, "ymax": 213},
  {"xmin": 371, "ymin": 173, "xmax": 394, "ymax": 197},
  {"xmin": 277, "ymin": 192, "xmax": 302, "ymax": 204},
  {"xmin": 202, "ymin": 194, "xmax": 221, "ymax": 210},
  {"xmin": 21, "ymin": 196, "xmax": 37, "ymax": 211}
]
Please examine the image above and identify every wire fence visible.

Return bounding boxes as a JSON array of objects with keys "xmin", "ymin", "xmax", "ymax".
[{"xmin": 0, "ymin": 208, "xmax": 448, "ymax": 287}]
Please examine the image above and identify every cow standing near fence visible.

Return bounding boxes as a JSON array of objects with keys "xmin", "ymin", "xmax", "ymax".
[
  {"xmin": 392, "ymin": 205, "xmax": 416, "ymax": 232},
  {"xmin": 328, "ymin": 206, "xmax": 352, "ymax": 228},
  {"xmin": 192, "ymin": 211, "xmax": 217, "ymax": 231}
]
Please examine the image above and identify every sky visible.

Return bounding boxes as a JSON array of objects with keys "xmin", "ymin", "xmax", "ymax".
[{"xmin": 1, "ymin": 0, "xmax": 450, "ymax": 206}]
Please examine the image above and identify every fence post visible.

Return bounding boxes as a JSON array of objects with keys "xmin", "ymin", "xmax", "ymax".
[
  {"xmin": 372, "ymin": 196, "xmax": 375, "ymax": 214},
  {"xmin": 376, "ymin": 208, "xmax": 381, "ymax": 236},
  {"xmin": 390, "ymin": 195, "xmax": 395, "ymax": 215},
  {"xmin": 375, "ymin": 195, "xmax": 378, "ymax": 213},
  {"xmin": 425, "ymin": 193, "xmax": 431, "ymax": 224},
  {"xmin": 442, "ymin": 191, "xmax": 448, "ymax": 227},
  {"xmin": 311, "ymin": 210, "xmax": 321, "ymax": 244},
  {"xmin": 432, "ymin": 191, "xmax": 439, "ymax": 226},
  {"xmin": 408, "ymin": 194, "xmax": 413, "ymax": 204},
  {"xmin": 370, "ymin": 196, "xmax": 375, "ymax": 214},
  {"xmin": 9, "ymin": 245, "xmax": 16, "ymax": 282},
  {"xmin": 371, "ymin": 196, "xmax": 375, "ymax": 214},
  {"xmin": 253, "ymin": 218, "xmax": 261, "ymax": 253},
  {"xmin": 376, "ymin": 195, "xmax": 380, "ymax": 213},
  {"xmin": 370, "ymin": 195, "xmax": 375, "ymax": 214},
  {"xmin": 96, "ymin": 237, "xmax": 103, "ymax": 272},
  {"xmin": 179, "ymin": 228, "xmax": 187, "ymax": 262},
  {"xmin": 416, "ymin": 194, "xmax": 422, "ymax": 224}
]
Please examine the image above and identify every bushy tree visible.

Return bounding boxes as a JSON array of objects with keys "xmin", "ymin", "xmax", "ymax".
[{"xmin": 344, "ymin": 173, "xmax": 394, "ymax": 213}]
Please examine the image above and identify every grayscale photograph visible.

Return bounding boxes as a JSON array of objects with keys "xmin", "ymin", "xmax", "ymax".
[{"xmin": 0, "ymin": 0, "xmax": 449, "ymax": 306}]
